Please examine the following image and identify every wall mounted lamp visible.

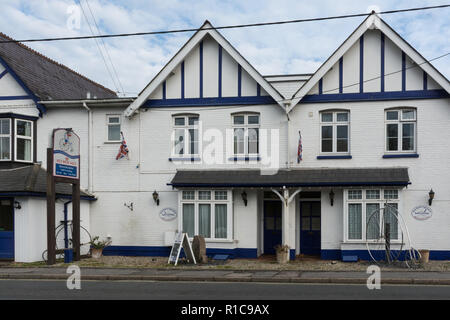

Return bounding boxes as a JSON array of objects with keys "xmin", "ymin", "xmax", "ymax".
[
  {"xmin": 329, "ymin": 190, "xmax": 335, "ymax": 206},
  {"xmin": 153, "ymin": 190, "xmax": 160, "ymax": 206},
  {"xmin": 241, "ymin": 191, "xmax": 248, "ymax": 206},
  {"xmin": 428, "ymin": 188, "xmax": 435, "ymax": 206},
  {"xmin": 14, "ymin": 201, "xmax": 21, "ymax": 210}
]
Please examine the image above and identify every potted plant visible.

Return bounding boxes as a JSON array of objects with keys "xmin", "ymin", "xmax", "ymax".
[
  {"xmin": 89, "ymin": 236, "xmax": 111, "ymax": 259},
  {"xmin": 275, "ymin": 244, "xmax": 290, "ymax": 264}
]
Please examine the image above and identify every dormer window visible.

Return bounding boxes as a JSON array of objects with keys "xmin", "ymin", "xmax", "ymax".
[{"xmin": 0, "ymin": 114, "xmax": 36, "ymax": 164}]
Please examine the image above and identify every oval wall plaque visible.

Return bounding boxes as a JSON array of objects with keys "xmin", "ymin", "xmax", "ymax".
[
  {"xmin": 159, "ymin": 208, "xmax": 177, "ymax": 221},
  {"xmin": 411, "ymin": 205, "xmax": 432, "ymax": 221}
]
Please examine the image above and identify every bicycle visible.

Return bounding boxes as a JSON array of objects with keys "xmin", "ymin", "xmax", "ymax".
[{"xmin": 42, "ymin": 220, "xmax": 92, "ymax": 262}]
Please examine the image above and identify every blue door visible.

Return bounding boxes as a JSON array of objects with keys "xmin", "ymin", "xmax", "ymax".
[
  {"xmin": 0, "ymin": 199, "xmax": 14, "ymax": 259},
  {"xmin": 264, "ymin": 201, "xmax": 282, "ymax": 254},
  {"xmin": 300, "ymin": 201, "xmax": 321, "ymax": 255}
]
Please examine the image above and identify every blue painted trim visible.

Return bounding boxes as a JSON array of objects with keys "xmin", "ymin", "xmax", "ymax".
[
  {"xmin": 102, "ymin": 245, "xmax": 257, "ymax": 259},
  {"xmin": 238, "ymin": 65, "xmax": 242, "ymax": 97},
  {"xmin": 169, "ymin": 181, "xmax": 410, "ymax": 188},
  {"xmin": 318, "ymin": 78, "xmax": 323, "ymax": 95},
  {"xmin": 0, "ymin": 192, "xmax": 95, "ymax": 201},
  {"xmin": 300, "ymin": 89, "xmax": 448, "ymax": 103},
  {"xmin": 429, "ymin": 251, "xmax": 450, "ymax": 260},
  {"xmin": 0, "ymin": 112, "xmax": 38, "ymax": 121},
  {"xmin": 323, "ymin": 249, "xmax": 450, "ymax": 261},
  {"xmin": 228, "ymin": 156, "xmax": 261, "ymax": 161},
  {"xmin": 359, "ymin": 35, "xmax": 364, "ymax": 93},
  {"xmin": 0, "ymin": 70, "xmax": 8, "ymax": 79},
  {"xmin": 168, "ymin": 157, "xmax": 201, "ymax": 162},
  {"xmin": 181, "ymin": 61, "xmax": 185, "ymax": 99},
  {"xmin": 321, "ymin": 249, "xmax": 341, "ymax": 260},
  {"xmin": 162, "ymin": 81, "xmax": 166, "ymax": 100},
  {"xmin": 218, "ymin": 46, "xmax": 222, "ymax": 98},
  {"xmin": 257, "ymin": 83, "xmax": 261, "ymax": 97},
  {"xmin": 0, "ymin": 55, "xmax": 46, "ymax": 117},
  {"xmin": 199, "ymin": 41, "xmax": 203, "ymax": 98},
  {"xmin": 339, "ymin": 57, "xmax": 343, "ymax": 94},
  {"xmin": 0, "ymin": 95, "xmax": 32, "ymax": 101},
  {"xmin": 290, "ymin": 249, "xmax": 296, "ymax": 261},
  {"xmin": 317, "ymin": 155, "xmax": 352, "ymax": 160},
  {"xmin": 423, "ymin": 71, "xmax": 427, "ymax": 91},
  {"xmin": 144, "ymin": 96, "xmax": 277, "ymax": 107},
  {"xmin": 0, "ymin": 197, "xmax": 14, "ymax": 259},
  {"xmin": 402, "ymin": 51, "xmax": 406, "ymax": 91},
  {"xmin": 53, "ymin": 150, "xmax": 80, "ymax": 159},
  {"xmin": 383, "ymin": 153, "xmax": 419, "ymax": 158},
  {"xmin": 380, "ymin": 33, "xmax": 385, "ymax": 92}
]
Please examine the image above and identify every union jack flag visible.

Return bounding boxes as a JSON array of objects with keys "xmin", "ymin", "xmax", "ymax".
[
  {"xmin": 116, "ymin": 132, "xmax": 129, "ymax": 160},
  {"xmin": 297, "ymin": 131, "xmax": 303, "ymax": 163}
]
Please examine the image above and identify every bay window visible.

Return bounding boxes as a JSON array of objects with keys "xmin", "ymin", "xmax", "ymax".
[
  {"xmin": 320, "ymin": 111, "xmax": 349, "ymax": 154},
  {"xmin": 180, "ymin": 190, "xmax": 232, "ymax": 240},
  {"xmin": 385, "ymin": 109, "xmax": 416, "ymax": 152},
  {"xmin": 15, "ymin": 119, "xmax": 33, "ymax": 162},
  {"xmin": 0, "ymin": 119, "xmax": 11, "ymax": 160},
  {"xmin": 172, "ymin": 115, "xmax": 199, "ymax": 157},
  {"xmin": 232, "ymin": 114, "xmax": 259, "ymax": 156},
  {"xmin": 344, "ymin": 189, "xmax": 400, "ymax": 242}
]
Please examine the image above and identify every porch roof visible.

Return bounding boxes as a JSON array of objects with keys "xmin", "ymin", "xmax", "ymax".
[{"xmin": 169, "ymin": 167, "xmax": 410, "ymax": 188}]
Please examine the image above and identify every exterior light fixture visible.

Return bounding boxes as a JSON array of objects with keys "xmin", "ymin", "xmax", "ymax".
[
  {"xmin": 14, "ymin": 201, "xmax": 21, "ymax": 210},
  {"xmin": 241, "ymin": 191, "xmax": 248, "ymax": 206},
  {"xmin": 428, "ymin": 189, "xmax": 435, "ymax": 206},
  {"xmin": 153, "ymin": 190, "xmax": 160, "ymax": 206},
  {"xmin": 329, "ymin": 190, "xmax": 335, "ymax": 206}
]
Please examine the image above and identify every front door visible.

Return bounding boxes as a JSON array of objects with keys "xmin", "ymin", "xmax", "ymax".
[
  {"xmin": 263, "ymin": 201, "xmax": 282, "ymax": 254},
  {"xmin": 300, "ymin": 201, "xmax": 321, "ymax": 255},
  {"xmin": 0, "ymin": 199, "xmax": 14, "ymax": 259}
]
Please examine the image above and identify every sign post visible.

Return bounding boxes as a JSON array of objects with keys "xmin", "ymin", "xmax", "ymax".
[{"xmin": 46, "ymin": 128, "xmax": 81, "ymax": 265}]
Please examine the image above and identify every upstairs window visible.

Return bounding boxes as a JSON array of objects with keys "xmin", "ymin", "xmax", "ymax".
[
  {"xmin": 320, "ymin": 111, "xmax": 349, "ymax": 154},
  {"xmin": 0, "ymin": 114, "xmax": 36, "ymax": 163},
  {"xmin": 107, "ymin": 115, "xmax": 121, "ymax": 142},
  {"xmin": 172, "ymin": 115, "xmax": 199, "ymax": 156},
  {"xmin": 232, "ymin": 114, "xmax": 259, "ymax": 156},
  {"xmin": 0, "ymin": 119, "xmax": 11, "ymax": 160},
  {"xmin": 385, "ymin": 109, "xmax": 416, "ymax": 152}
]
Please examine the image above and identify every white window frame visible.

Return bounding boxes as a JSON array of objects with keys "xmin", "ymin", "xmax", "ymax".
[
  {"xmin": 106, "ymin": 115, "xmax": 121, "ymax": 143},
  {"xmin": 171, "ymin": 115, "xmax": 200, "ymax": 157},
  {"xmin": 232, "ymin": 113, "xmax": 260, "ymax": 157},
  {"xmin": 179, "ymin": 190, "xmax": 233, "ymax": 242},
  {"xmin": 343, "ymin": 189, "xmax": 401, "ymax": 243},
  {"xmin": 384, "ymin": 108, "xmax": 417, "ymax": 153},
  {"xmin": 319, "ymin": 111, "xmax": 350, "ymax": 155},
  {"xmin": 14, "ymin": 118, "xmax": 33, "ymax": 163},
  {"xmin": 0, "ymin": 118, "xmax": 11, "ymax": 161}
]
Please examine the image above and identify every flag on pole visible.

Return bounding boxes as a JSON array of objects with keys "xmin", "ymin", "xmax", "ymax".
[
  {"xmin": 116, "ymin": 131, "xmax": 129, "ymax": 160},
  {"xmin": 297, "ymin": 131, "xmax": 303, "ymax": 163}
]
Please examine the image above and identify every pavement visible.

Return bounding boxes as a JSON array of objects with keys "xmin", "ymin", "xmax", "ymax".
[{"xmin": 1, "ymin": 266, "xmax": 450, "ymax": 285}]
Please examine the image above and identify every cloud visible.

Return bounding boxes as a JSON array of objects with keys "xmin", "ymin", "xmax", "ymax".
[{"xmin": 0, "ymin": 0, "xmax": 448, "ymax": 96}]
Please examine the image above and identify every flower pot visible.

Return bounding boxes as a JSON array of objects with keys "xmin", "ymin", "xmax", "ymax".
[
  {"xmin": 91, "ymin": 248, "xmax": 103, "ymax": 259},
  {"xmin": 276, "ymin": 246, "xmax": 290, "ymax": 264},
  {"xmin": 419, "ymin": 249, "xmax": 430, "ymax": 264}
]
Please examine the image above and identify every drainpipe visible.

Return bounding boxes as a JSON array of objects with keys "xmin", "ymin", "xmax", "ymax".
[
  {"xmin": 82, "ymin": 102, "xmax": 93, "ymax": 193},
  {"xmin": 285, "ymin": 102, "xmax": 291, "ymax": 169},
  {"xmin": 63, "ymin": 200, "xmax": 72, "ymax": 249}
]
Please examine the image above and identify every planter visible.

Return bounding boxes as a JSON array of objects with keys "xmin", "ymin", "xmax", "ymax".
[
  {"xmin": 419, "ymin": 249, "xmax": 430, "ymax": 264},
  {"xmin": 275, "ymin": 246, "xmax": 290, "ymax": 264},
  {"xmin": 91, "ymin": 248, "xmax": 104, "ymax": 259}
]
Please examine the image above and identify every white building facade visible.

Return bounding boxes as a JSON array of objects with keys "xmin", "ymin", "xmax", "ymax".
[{"xmin": 1, "ymin": 14, "xmax": 449, "ymax": 262}]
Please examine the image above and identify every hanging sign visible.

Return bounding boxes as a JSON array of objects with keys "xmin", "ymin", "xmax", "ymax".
[
  {"xmin": 411, "ymin": 205, "xmax": 432, "ymax": 221},
  {"xmin": 168, "ymin": 232, "xmax": 196, "ymax": 266},
  {"xmin": 52, "ymin": 128, "xmax": 80, "ymax": 180}
]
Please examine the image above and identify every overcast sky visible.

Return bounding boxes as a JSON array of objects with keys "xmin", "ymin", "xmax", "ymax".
[{"xmin": 0, "ymin": 0, "xmax": 448, "ymax": 96}]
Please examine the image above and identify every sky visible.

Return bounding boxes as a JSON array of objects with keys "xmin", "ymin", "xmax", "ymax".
[{"xmin": 0, "ymin": 0, "xmax": 448, "ymax": 97}]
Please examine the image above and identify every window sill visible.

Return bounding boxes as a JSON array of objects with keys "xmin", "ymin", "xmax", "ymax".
[
  {"xmin": 169, "ymin": 157, "xmax": 201, "ymax": 162},
  {"xmin": 317, "ymin": 155, "xmax": 352, "ymax": 160},
  {"xmin": 104, "ymin": 141, "xmax": 122, "ymax": 144},
  {"xmin": 228, "ymin": 156, "xmax": 261, "ymax": 161},
  {"xmin": 382, "ymin": 153, "xmax": 419, "ymax": 159}
]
